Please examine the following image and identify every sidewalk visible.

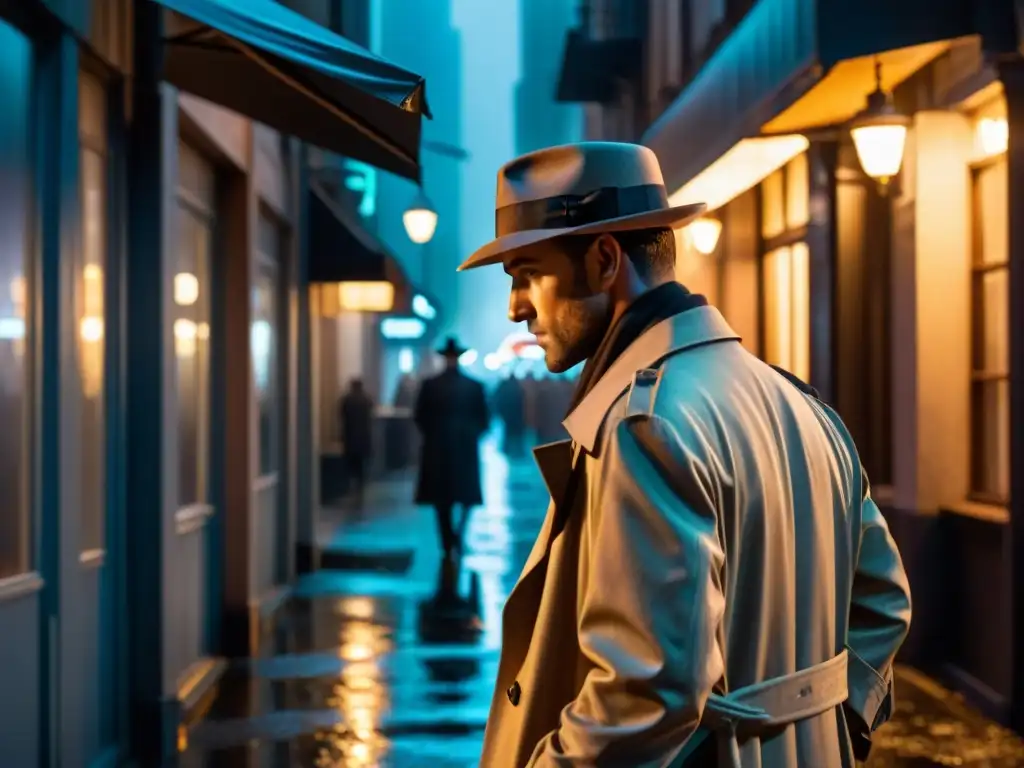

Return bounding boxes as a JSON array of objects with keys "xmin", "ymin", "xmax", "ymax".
[{"xmin": 177, "ymin": 441, "xmax": 1024, "ymax": 767}]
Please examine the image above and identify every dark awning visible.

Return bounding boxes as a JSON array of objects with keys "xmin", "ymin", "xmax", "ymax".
[
  {"xmin": 642, "ymin": 0, "xmax": 1017, "ymax": 193},
  {"xmin": 159, "ymin": 0, "xmax": 430, "ymax": 181}
]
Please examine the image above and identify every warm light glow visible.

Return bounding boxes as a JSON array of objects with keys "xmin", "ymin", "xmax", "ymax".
[
  {"xmin": 79, "ymin": 316, "xmax": 104, "ymax": 343},
  {"xmin": 174, "ymin": 318, "xmax": 197, "ymax": 358},
  {"xmin": 977, "ymin": 117, "xmax": 1008, "ymax": 157},
  {"xmin": 403, "ymin": 207, "xmax": 438, "ymax": 244},
  {"xmin": 173, "ymin": 272, "xmax": 199, "ymax": 306},
  {"xmin": 459, "ymin": 348, "xmax": 478, "ymax": 366},
  {"xmin": 668, "ymin": 135, "xmax": 809, "ymax": 212},
  {"xmin": 338, "ymin": 281, "xmax": 394, "ymax": 312},
  {"xmin": 483, "ymin": 353, "xmax": 502, "ymax": 371},
  {"xmin": 9, "ymin": 275, "xmax": 25, "ymax": 307},
  {"xmin": 851, "ymin": 123, "xmax": 907, "ymax": 182},
  {"xmin": 686, "ymin": 217, "xmax": 723, "ymax": 255}
]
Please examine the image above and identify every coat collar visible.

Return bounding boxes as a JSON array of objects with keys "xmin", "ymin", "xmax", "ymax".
[{"xmin": 562, "ymin": 305, "xmax": 740, "ymax": 454}]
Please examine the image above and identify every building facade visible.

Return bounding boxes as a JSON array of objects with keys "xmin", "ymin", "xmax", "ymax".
[
  {"xmin": 515, "ymin": 0, "xmax": 582, "ymax": 155},
  {"xmin": 0, "ymin": 0, "xmax": 427, "ymax": 764},
  {"xmin": 560, "ymin": 0, "xmax": 1024, "ymax": 735}
]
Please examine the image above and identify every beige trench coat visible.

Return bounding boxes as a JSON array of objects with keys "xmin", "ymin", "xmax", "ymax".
[{"xmin": 479, "ymin": 306, "xmax": 912, "ymax": 767}]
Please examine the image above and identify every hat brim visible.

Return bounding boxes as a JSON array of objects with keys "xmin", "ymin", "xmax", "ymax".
[{"xmin": 456, "ymin": 202, "xmax": 707, "ymax": 272}]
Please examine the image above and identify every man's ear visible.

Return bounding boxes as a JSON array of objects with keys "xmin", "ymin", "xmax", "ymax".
[{"xmin": 584, "ymin": 233, "xmax": 624, "ymax": 292}]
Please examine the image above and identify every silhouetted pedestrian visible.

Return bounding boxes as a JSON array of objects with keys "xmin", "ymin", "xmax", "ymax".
[
  {"xmin": 339, "ymin": 378, "xmax": 373, "ymax": 510},
  {"xmin": 413, "ymin": 337, "xmax": 490, "ymax": 563}
]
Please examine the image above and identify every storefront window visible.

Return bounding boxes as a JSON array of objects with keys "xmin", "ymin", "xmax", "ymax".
[
  {"xmin": 254, "ymin": 214, "xmax": 280, "ymax": 478},
  {"xmin": 175, "ymin": 144, "xmax": 214, "ymax": 508},
  {"xmin": 78, "ymin": 70, "xmax": 108, "ymax": 554},
  {"xmin": 0, "ymin": 20, "xmax": 32, "ymax": 579},
  {"xmin": 760, "ymin": 155, "xmax": 810, "ymax": 383},
  {"xmin": 970, "ymin": 158, "xmax": 1009, "ymax": 502}
]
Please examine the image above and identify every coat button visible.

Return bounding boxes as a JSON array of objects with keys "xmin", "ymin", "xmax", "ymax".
[{"xmin": 506, "ymin": 680, "xmax": 521, "ymax": 706}]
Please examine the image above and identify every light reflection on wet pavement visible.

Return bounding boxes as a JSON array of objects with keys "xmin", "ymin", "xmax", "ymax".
[{"xmin": 178, "ymin": 439, "xmax": 1024, "ymax": 767}]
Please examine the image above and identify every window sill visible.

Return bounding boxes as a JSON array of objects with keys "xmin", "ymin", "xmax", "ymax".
[{"xmin": 942, "ymin": 499, "xmax": 1009, "ymax": 525}]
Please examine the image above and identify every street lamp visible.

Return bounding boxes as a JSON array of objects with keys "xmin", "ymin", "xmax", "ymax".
[
  {"xmin": 850, "ymin": 59, "xmax": 910, "ymax": 187},
  {"xmin": 687, "ymin": 217, "xmax": 722, "ymax": 255},
  {"xmin": 403, "ymin": 189, "xmax": 438, "ymax": 244}
]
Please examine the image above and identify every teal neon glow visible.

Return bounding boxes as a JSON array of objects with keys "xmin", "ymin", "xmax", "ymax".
[{"xmin": 343, "ymin": 159, "xmax": 377, "ymax": 218}]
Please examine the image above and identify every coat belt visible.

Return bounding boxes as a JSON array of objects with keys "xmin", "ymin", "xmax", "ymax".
[{"xmin": 699, "ymin": 649, "xmax": 849, "ymax": 768}]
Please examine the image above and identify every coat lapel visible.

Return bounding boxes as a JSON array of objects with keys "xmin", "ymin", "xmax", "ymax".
[{"xmin": 501, "ymin": 307, "xmax": 741, "ymax": 623}]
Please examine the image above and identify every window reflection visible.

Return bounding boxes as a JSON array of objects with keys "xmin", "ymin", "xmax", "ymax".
[
  {"xmin": 255, "ymin": 216, "xmax": 280, "ymax": 478},
  {"xmin": 78, "ymin": 70, "xmax": 108, "ymax": 553},
  {"xmin": 175, "ymin": 205, "xmax": 212, "ymax": 507},
  {"xmin": 0, "ymin": 20, "xmax": 32, "ymax": 578}
]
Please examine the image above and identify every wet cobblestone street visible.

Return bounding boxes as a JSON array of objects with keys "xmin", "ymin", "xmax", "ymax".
[{"xmin": 178, "ymin": 439, "xmax": 1024, "ymax": 767}]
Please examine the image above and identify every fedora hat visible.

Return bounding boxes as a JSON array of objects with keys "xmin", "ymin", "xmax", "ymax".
[
  {"xmin": 457, "ymin": 142, "xmax": 706, "ymax": 271},
  {"xmin": 436, "ymin": 336, "xmax": 468, "ymax": 357}
]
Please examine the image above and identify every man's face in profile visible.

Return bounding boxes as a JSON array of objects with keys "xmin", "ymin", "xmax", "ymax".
[{"xmin": 503, "ymin": 238, "xmax": 610, "ymax": 373}]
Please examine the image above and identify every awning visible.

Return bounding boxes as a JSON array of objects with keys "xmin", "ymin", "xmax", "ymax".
[
  {"xmin": 308, "ymin": 183, "xmax": 411, "ymax": 307},
  {"xmin": 642, "ymin": 0, "xmax": 1018, "ymax": 196},
  {"xmin": 159, "ymin": 0, "xmax": 430, "ymax": 181}
]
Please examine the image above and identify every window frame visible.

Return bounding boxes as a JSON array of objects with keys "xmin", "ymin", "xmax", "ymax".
[
  {"xmin": 757, "ymin": 155, "xmax": 811, "ymax": 382},
  {"xmin": 173, "ymin": 143, "xmax": 216, "ymax": 520},
  {"xmin": 76, "ymin": 52, "xmax": 117, "ymax": 562},
  {"xmin": 969, "ymin": 153, "xmax": 1010, "ymax": 505}
]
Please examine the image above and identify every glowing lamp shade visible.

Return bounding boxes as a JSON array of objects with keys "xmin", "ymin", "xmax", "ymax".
[
  {"xmin": 849, "ymin": 60, "xmax": 910, "ymax": 185},
  {"xmin": 687, "ymin": 217, "xmax": 722, "ymax": 255},
  {"xmin": 851, "ymin": 122, "xmax": 908, "ymax": 183},
  {"xmin": 403, "ymin": 191, "xmax": 438, "ymax": 244}
]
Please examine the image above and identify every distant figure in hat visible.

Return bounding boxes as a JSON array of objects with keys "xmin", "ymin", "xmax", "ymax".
[
  {"xmin": 461, "ymin": 142, "xmax": 911, "ymax": 767},
  {"xmin": 413, "ymin": 336, "xmax": 490, "ymax": 566},
  {"xmin": 338, "ymin": 377, "xmax": 374, "ymax": 510}
]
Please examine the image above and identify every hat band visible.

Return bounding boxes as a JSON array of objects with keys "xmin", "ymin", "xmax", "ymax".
[{"xmin": 494, "ymin": 184, "xmax": 669, "ymax": 237}]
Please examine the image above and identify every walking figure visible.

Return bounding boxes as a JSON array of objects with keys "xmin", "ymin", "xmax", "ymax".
[{"xmin": 413, "ymin": 336, "xmax": 490, "ymax": 566}]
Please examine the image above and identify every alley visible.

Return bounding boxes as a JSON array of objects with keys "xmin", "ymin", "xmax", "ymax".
[{"xmin": 179, "ymin": 437, "xmax": 1024, "ymax": 767}]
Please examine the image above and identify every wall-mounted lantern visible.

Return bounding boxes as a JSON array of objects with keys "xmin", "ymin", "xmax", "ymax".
[
  {"xmin": 403, "ymin": 189, "xmax": 438, "ymax": 244},
  {"xmin": 850, "ymin": 59, "xmax": 910, "ymax": 187}
]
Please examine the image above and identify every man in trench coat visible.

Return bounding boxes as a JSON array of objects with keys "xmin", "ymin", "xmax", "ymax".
[
  {"xmin": 456, "ymin": 142, "xmax": 912, "ymax": 767},
  {"xmin": 414, "ymin": 336, "xmax": 491, "ymax": 562}
]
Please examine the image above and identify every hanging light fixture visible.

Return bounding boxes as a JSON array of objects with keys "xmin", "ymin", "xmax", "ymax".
[
  {"xmin": 687, "ymin": 216, "xmax": 723, "ymax": 256},
  {"xmin": 849, "ymin": 59, "xmax": 910, "ymax": 187},
  {"xmin": 403, "ymin": 189, "xmax": 438, "ymax": 244}
]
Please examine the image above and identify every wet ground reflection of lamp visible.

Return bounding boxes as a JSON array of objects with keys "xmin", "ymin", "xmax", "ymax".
[
  {"xmin": 850, "ymin": 59, "xmax": 909, "ymax": 188},
  {"xmin": 403, "ymin": 190, "xmax": 438, "ymax": 244},
  {"xmin": 686, "ymin": 217, "xmax": 722, "ymax": 256}
]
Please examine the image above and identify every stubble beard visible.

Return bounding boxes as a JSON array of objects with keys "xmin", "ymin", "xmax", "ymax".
[{"xmin": 544, "ymin": 294, "xmax": 610, "ymax": 373}]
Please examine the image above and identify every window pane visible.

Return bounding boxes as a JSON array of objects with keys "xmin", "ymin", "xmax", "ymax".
[
  {"xmin": 974, "ymin": 379, "xmax": 1009, "ymax": 500},
  {"xmin": 79, "ymin": 145, "xmax": 107, "ymax": 552},
  {"xmin": 253, "ymin": 260, "xmax": 279, "ymax": 477},
  {"xmin": 175, "ymin": 206, "xmax": 212, "ymax": 507},
  {"xmin": 977, "ymin": 267, "xmax": 1008, "ymax": 374},
  {"xmin": 785, "ymin": 153, "xmax": 809, "ymax": 229},
  {"xmin": 761, "ymin": 169, "xmax": 785, "ymax": 239},
  {"xmin": 976, "ymin": 159, "xmax": 1008, "ymax": 266},
  {"xmin": 763, "ymin": 246, "xmax": 792, "ymax": 370},
  {"xmin": 0, "ymin": 20, "xmax": 32, "ymax": 578},
  {"xmin": 790, "ymin": 242, "xmax": 810, "ymax": 383}
]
